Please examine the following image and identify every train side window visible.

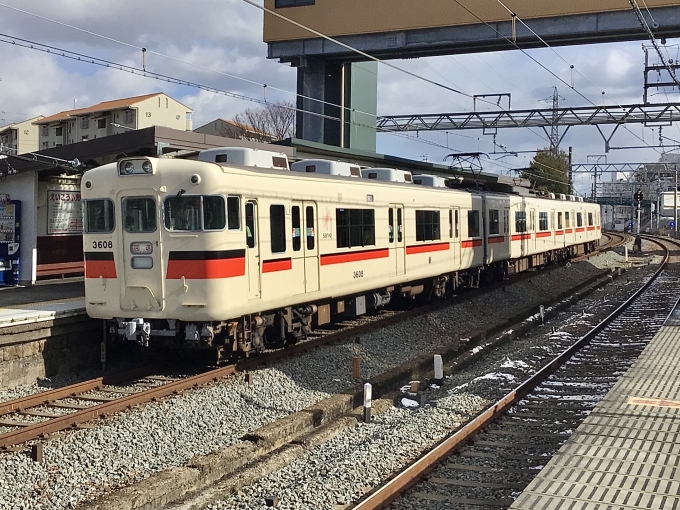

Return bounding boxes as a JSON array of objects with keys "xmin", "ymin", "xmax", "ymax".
[
  {"xmin": 245, "ymin": 202, "xmax": 256, "ymax": 248},
  {"xmin": 336, "ymin": 208, "xmax": 375, "ymax": 248},
  {"xmin": 389, "ymin": 208, "xmax": 394, "ymax": 243},
  {"xmin": 227, "ymin": 196, "xmax": 241, "ymax": 230},
  {"xmin": 515, "ymin": 211, "xmax": 526, "ymax": 233},
  {"xmin": 416, "ymin": 210, "xmax": 440, "ymax": 241},
  {"xmin": 270, "ymin": 205, "xmax": 286, "ymax": 254},
  {"xmin": 292, "ymin": 206, "xmax": 301, "ymax": 251},
  {"xmin": 488, "ymin": 209, "xmax": 499, "ymax": 235},
  {"xmin": 565, "ymin": 212, "xmax": 571, "ymax": 228},
  {"xmin": 588, "ymin": 212, "xmax": 593, "ymax": 226},
  {"xmin": 558, "ymin": 212, "xmax": 563, "ymax": 229},
  {"xmin": 84, "ymin": 199, "xmax": 115, "ymax": 233},
  {"xmin": 124, "ymin": 197, "xmax": 157, "ymax": 233},
  {"xmin": 577, "ymin": 212, "xmax": 583, "ymax": 227},
  {"xmin": 203, "ymin": 196, "xmax": 226, "ymax": 230},
  {"xmin": 397, "ymin": 208, "xmax": 403, "ymax": 242},
  {"xmin": 454, "ymin": 210, "xmax": 459, "ymax": 238},
  {"xmin": 539, "ymin": 212, "xmax": 548, "ymax": 231},
  {"xmin": 306, "ymin": 206, "xmax": 315, "ymax": 250},
  {"xmin": 448, "ymin": 209, "xmax": 453, "ymax": 238},
  {"xmin": 550, "ymin": 211, "xmax": 555, "ymax": 230},
  {"xmin": 468, "ymin": 210, "xmax": 480, "ymax": 238}
]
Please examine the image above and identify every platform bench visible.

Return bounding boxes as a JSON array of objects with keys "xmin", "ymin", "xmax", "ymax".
[{"xmin": 36, "ymin": 261, "xmax": 85, "ymax": 279}]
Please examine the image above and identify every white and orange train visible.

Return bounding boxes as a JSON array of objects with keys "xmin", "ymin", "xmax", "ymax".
[{"xmin": 81, "ymin": 147, "xmax": 601, "ymax": 355}]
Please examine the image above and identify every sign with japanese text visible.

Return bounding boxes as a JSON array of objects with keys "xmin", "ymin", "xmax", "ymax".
[{"xmin": 47, "ymin": 189, "xmax": 83, "ymax": 235}]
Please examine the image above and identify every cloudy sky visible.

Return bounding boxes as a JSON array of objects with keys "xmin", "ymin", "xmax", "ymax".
[{"xmin": 0, "ymin": 0, "xmax": 678, "ymax": 195}]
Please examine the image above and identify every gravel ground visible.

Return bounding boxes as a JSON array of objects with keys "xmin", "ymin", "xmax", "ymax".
[
  {"xmin": 204, "ymin": 257, "xmax": 659, "ymax": 510},
  {"xmin": 0, "ymin": 250, "xmax": 654, "ymax": 510}
]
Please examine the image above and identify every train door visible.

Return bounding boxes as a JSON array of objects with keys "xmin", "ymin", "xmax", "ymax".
[
  {"xmin": 390, "ymin": 204, "xmax": 406, "ymax": 275},
  {"xmin": 245, "ymin": 200, "xmax": 260, "ymax": 300},
  {"xmin": 530, "ymin": 209, "xmax": 536, "ymax": 251},
  {"xmin": 119, "ymin": 192, "xmax": 163, "ymax": 311},
  {"xmin": 303, "ymin": 202, "xmax": 320, "ymax": 292}
]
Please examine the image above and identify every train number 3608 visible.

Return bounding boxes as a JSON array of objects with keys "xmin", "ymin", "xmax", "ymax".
[
  {"xmin": 92, "ymin": 241, "xmax": 113, "ymax": 249},
  {"xmin": 353, "ymin": 270, "xmax": 364, "ymax": 279}
]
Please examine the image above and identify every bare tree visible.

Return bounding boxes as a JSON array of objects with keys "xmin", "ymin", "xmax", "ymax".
[{"xmin": 232, "ymin": 100, "xmax": 295, "ymax": 142}]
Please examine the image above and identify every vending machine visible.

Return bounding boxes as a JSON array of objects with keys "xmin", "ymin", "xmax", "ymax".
[{"xmin": 0, "ymin": 195, "xmax": 20, "ymax": 286}]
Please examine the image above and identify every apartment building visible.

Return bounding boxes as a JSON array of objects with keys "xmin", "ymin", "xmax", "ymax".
[
  {"xmin": 34, "ymin": 93, "xmax": 193, "ymax": 149},
  {"xmin": 0, "ymin": 116, "xmax": 44, "ymax": 154}
]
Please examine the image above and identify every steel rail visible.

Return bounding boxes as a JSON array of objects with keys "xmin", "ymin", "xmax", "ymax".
[
  {"xmin": 0, "ymin": 364, "xmax": 238, "ymax": 449},
  {"xmin": 350, "ymin": 237, "xmax": 669, "ymax": 510},
  {"xmin": 0, "ymin": 364, "xmax": 161, "ymax": 416},
  {"xmin": 0, "ymin": 233, "xmax": 624, "ymax": 450},
  {"xmin": 0, "ymin": 304, "xmax": 420, "ymax": 449}
]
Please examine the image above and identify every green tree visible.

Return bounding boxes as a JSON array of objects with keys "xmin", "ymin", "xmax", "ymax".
[{"xmin": 521, "ymin": 149, "xmax": 570, "ymax": 195}]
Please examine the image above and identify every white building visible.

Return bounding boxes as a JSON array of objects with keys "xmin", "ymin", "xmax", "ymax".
[
  {"xmin": 34, "ymin": 93, "xmax": 193, "ymax": 149},
  {"xmin": 0, "ymin": 116, "xmax": 44, "ymax": 154}
]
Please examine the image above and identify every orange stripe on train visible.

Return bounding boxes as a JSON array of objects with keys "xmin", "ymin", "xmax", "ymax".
[
  {"xmin": 406, "ymin": 242, "xmax": 450, "ymax": 254},
  {"xmin": 85, "ymin": 260, "xmax": 117, "ymax": 279},
  {"xmin": 262, "ymin": 258, "xmax": 293, "ymax": 273},
  {"xmin": 320, "ymin": 248, "xmax": 389, "ymax": 265}
]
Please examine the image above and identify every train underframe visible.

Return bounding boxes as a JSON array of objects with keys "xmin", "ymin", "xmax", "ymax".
[{"xmin": 108, "ymin": 241, "xmax": 597, "ymax": 358}]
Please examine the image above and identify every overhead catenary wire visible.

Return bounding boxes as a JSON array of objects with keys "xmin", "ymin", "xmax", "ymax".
[
  {"xmin": 0, "ymin": 33, "xmax": 495, "ymax": 159},
  {"xmin": 451, "ymin": 0, "xmax": 662, "ymax": 155},
  {"xmin": 0, "ymin": 1, "xmax": 383, "ymax": 124},
  {"xmin": 0, "ymin": 0, "xmax": 552, "ymax": 149}
]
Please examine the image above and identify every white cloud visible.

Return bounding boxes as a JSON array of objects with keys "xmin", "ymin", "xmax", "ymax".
[{"xmin": 0, "ymin": 0, "xmax": 677, "ymax": 185}]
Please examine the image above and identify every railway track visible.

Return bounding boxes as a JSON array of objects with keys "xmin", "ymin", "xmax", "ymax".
[
  {"xmin": 0, "ymin": 235, "xmax": 630, "ymax": 454},
  {"xmin": 351, "ymin": 235, "xmax": 673, "ymax": 510}
]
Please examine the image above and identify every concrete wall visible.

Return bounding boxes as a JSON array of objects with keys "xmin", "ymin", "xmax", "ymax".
[
  {"xmin": 264, "ymin": 0, "xmax": 680, "ymax": 41},
  {"xmin": 0, "ymin": 171, "xmax": 38, "ymax": 284},
  {"xmin": 0, "ymin": 315, "xmax": 101, "ymax": 390}
]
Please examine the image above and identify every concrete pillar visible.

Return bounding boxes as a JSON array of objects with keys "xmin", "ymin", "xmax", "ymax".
[{"xmin": 296, "ymin": 59, "xmax": 377, "ymax": 152}]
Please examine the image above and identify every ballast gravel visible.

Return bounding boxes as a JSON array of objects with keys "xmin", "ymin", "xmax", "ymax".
[
  {"xmin": 207, "ymin": 255, "xmax": 659, "ymax": 510},
  {"xmin": 0, "ymin": 251, "xmax": 655, "ymax": 510}
]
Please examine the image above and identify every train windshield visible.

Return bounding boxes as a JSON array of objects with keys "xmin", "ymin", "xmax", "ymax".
[
  {"xmin": 164, "ymin": 196, "xmax": 226, "ymax": 231},
  {"xmin": 84, "ymin": 199, "xmax": 115, "ymax": 233},
  {"xmin": 164, "ymin": 196, "xmax": 201, "ymax": 231},
  {"xmin": 123, "ymin": 197, "xmax": 157, "ymax": 233}
]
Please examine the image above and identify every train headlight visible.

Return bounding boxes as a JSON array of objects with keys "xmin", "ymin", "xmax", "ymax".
[
  {"xmin": 130, "ymin": 241, "xmax": 153, "ymax": 254},
  {"xmin": 118, "ymin": 159, "xmax": 155, "ymax": 175},
  {"xmin": 131, "ymin": 256, "xmax": 153, "ymax": 269}
]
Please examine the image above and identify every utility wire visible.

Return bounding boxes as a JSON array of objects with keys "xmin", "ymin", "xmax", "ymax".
[
  {"xmin": 0, "ymin": 2, "xmax": 382, "ymax": 123},
  {"xmin": 241, "ymin": 0, "xmax": 549, "ymax": 145},
  {"xmin": 0, "ymin": 33, "xmax": 490, "ymax": 159},
  {"xmin": 628, "ymin": 0, "xmax": 680, "ymax": 87},
  {"xmin": 452, "ymin": 0, "xmax": 661, "ymax": 154}
]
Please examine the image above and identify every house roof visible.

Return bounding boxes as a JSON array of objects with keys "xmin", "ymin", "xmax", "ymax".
[
  {"xmin": 34, "ymin": 93, "xmax": 192, "ymax": 125},
  {"xmin": 0, "ymin": 116, "xmax": 44, "ymax": 133},
  {"xmin": 216, "ymin": 118, "xmax": 274, "ymax": 138}
]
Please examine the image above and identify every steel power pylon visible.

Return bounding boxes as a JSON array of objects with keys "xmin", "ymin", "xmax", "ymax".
[{"xmin": 545, "ymin": 87, "xmax": 565, "ymax": 155}]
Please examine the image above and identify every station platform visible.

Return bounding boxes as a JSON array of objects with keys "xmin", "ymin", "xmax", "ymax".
[
  {"xmin": 510, "ymin": 302, "xmax": 680, "ymax": 510},
  {"xmin": 0, "ymin": 280, "xmax": 85, "ymax": 328}
]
